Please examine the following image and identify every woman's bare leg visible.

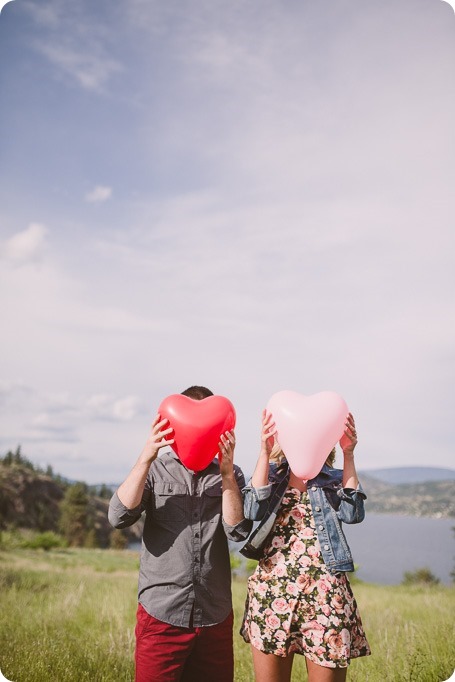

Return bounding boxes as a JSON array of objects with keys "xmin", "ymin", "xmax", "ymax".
[
  {"xmin": 305, "ymin": 657, "xmax": 347, "ymax": 682},
  {"xmin": 251, "ymin": 646, "xmax": 294, "ymax": 682}
]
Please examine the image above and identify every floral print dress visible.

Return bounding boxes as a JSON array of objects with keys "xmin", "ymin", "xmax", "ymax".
[{"xmin": 240, "ymin": 488, "xmax": 371, "ymax": 668}]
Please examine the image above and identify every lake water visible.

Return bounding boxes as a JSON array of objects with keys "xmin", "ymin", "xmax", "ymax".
[
  {"xmin": 130, "ymin": 514, "xmax": 455, "ymax": 585},
  {"xmin": 230, "ymin": 513, "xmax": 455, "ymax": 585},
  {"xmin": 343, "ymin": 513, "xmax": 454, "ymax": 585}
]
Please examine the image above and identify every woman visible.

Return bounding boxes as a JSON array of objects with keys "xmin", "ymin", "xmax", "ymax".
[{"xmin": 240, "ymin": 411, "xmax": 370, "ymax": 681}]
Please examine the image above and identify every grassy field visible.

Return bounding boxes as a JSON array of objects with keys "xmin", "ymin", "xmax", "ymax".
[{"xmin": 0, "ymin": 548, "xmax": 454, "ymax": 682}]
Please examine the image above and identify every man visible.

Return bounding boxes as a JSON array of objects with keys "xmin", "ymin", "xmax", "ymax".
[{"xmin": 108, "ymin": 386, "xmax": 251, "ymax": 682}]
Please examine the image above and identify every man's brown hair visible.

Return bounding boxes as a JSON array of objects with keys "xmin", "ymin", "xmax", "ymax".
[{"xmin": 181, "ymin": 386, "xmax": 214, "ymax": 400}]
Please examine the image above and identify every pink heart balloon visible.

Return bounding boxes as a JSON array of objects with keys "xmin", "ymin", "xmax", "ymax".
[{"xmin": 266, "ymin": 390, "xmax": 349, "ymax": 480}]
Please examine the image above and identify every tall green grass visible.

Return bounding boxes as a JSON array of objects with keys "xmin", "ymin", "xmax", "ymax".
[{"xmin": 0, "ymin": 548, "xmax": 454, "ymax": 681}]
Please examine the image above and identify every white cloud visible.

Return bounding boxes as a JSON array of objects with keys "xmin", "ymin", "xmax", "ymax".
[
  {"xmin": 85, "ymin": 186, "xmax": 113, "ymax": 203},
  {"xmin": 41, "ymin": 43, "xmax": 120, "ymax": 90},
  {"xmin": 1, "ymin": 223, "xmax": 48, "ymax": 265},
  {"xmin": 1, "ymin": 0, "xmax": 453, "ymax": 481},
  {"xmin": 112, "ymin": 396, "xmax": 142, "ymax": 421},
  {"xmin": 20, "ymin": 0, "xmax": 60, "ymax": 27},
  {"xmin": 86, "ymin": 393, "xmax": 143, "ymax": 422},
  {"xmin": 24, "ymin": 1, "xmax": 124, "ymax": 93}
]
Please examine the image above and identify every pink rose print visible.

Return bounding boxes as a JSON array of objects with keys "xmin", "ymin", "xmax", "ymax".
[
  {"xmin": 272, "ymin": 535, "xmax": 285, "ymax": 549},
  {"xmin": 307, "ymin": 621, "xmax": 324, "ymax": 646},
  {"xmin": 290, "ymin": 507, "xmax": 304, "ymax": 522},
  {"xmin": 292, "ymin": 539, "xmax": 306, "ymax": 554},
  {"xmin": 331, "ymin": 594, "xmax": 345, "ymax": 614},
  {"xmin": 275, "ymin": 563, "xmax": 288, "ymax": 578},
  {"xmin": 272, "ymin": 598, "xmax": 289, "ymax": 614},
  {"xmin": 296, "ymin": 574, "xmax": 317, "ymax": 594},
  {"xmin": 271, "ymin": 583, "xmax": 282, "ymax": 597},
  {"xmin": 318, "ymin": 578, "xmax": 332, "ymax": 594},
  {"xmin": 321, "ymin": 604, "xmax": 331, "ymax": 617},
  {"xmin": 251, "ymin": 601, "xmax": 261, "ymax": 617},
  {"xmin": 286, "ymin": 582, "xmax": 299, "ymax": 596},
  {"xmin": 307, "ymin": 545, "xmax": 320, "ymax": 558},
  {"xmin": 266, "ymin": 614, "xmax": 281, "ymax": 630},
  {"xmin": 301, "ymin": 527, "xmax": 314, "ymax": 539},
  {"xmin": 241, "ymin": 486, "xmax": 370, "ymax": 665},
  {"xmin": 250, "ymin": 621, "xmax": 261, "ymax": 639},
  {"xmin": 327, "ymin": 631, "xmax": 347, "ymax": 658},
  {"xmin": 340, "ymin": 628, "xmax": 351, "ymax": 646},
  {"xmin": 251, "ymin": 636, "xmax": 263, "ymax": 650}
]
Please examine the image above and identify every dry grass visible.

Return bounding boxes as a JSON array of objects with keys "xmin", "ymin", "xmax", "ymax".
[{"xmin": 0, "ymin": 549, "xmax": 454, "ymax": 681}]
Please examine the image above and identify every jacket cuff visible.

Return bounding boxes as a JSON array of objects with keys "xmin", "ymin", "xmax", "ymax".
[
  {"xmin": 337, "ymin": 483, "xmax": 367, "ymax": 501},
  {"xmin": 245, "ymin": 483, "xmax": 273, "ymax": 501}
]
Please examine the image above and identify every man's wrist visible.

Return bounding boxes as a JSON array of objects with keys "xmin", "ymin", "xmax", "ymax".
[
  {"xmin": 342, "ymin": 449, "xmax": 355, "ymax": 458},
  {"xmin": 137, "ymin": 449, "xmax": 157, "ymax": 466}
]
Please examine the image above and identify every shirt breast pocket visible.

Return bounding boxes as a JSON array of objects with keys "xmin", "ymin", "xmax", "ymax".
[
  {"xmin": 153, "ymin": 482, "xmax": 188, "ymax": 521},
  {"xmin": 203, "ymin": 482, "xmax": 223, "ymax": 523}
]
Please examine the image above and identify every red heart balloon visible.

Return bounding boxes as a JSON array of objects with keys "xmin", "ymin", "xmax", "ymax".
[{"xmin": 158, "ymin": 394, "xmax": 236, "ymax": 471}]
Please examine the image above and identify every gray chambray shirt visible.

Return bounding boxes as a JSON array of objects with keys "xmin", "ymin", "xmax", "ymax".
[{"xmin": 108, "ymin": 451, "xmax": 252, "ymax": 627}]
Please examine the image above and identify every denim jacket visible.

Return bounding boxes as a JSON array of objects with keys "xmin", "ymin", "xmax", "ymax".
[{"xmin": 240, "ymin": 462, "xmax": 366, "ymax": 574}]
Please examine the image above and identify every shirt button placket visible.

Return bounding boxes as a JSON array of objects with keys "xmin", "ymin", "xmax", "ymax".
[
  {"xmin": 192, "ymin": 479, "xmax": 201, "ymax": 586},
  {"xmin": 192, "ymin": 476, "xmax": 202, "ymax": 626}
]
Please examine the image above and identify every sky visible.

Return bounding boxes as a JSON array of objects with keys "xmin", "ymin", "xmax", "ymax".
[{"xmin": 0, "ymin": 0, "xmax": 454, "ymax": 484}]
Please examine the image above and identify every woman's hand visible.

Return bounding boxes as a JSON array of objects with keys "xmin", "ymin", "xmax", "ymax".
[
  {"xmin": 260, "ymin": 409, "xmax": 277, "ymax": 458},
  {"xmin": 139, "ymin": 414, "xmax": 175, "ymax": 465},
  {"xmin": 219, "ymin": 429, "xmax": 236, "ymax": 479},
  {"xmin": 339, "ymin": 412, "xmax": 358, "ymax": 456},
  {"xmin": 251, "ymin": 409, "xmax": 277, "ymax": 488}
]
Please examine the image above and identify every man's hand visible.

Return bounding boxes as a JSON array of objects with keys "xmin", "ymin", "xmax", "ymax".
[
  {"xmin": 219, "ymin": 429, "xmax": 245, "ymax": 527},
  {"xmin": 139, "ymin": 414, "xmax": 175, "ymax": 465},
  {"xmin": 218, "ymin": 429, "xmax": 236, "ymax": 478},
  {"xmin": 117, "ymin": 414, "xmax": 174, "ymax": 510}
]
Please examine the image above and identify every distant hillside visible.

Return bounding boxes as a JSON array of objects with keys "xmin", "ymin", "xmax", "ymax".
[
  {"xmin": 0, "ymin": 452, "xmax": 143, "ymax": 546},
  {"xmin": 359, "ymin": 473, "xmax": 455, "ymax": 518},
  {"xmin": 2, "ymin": 452, "xmax": 453, "ymax": 534},
  {"xmin": 359, "ymin": 467, "xmax": 455, "ymax": 485}
]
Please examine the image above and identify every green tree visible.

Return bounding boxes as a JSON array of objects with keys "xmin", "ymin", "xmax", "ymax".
[
  {"xmin": 84, "ymin": 528, "xmax": 99, "ymax": 549},
  {"xmin": 451, "ymin": 526, "xmax": 455, "ymax": 583},
  {"xmin": 98, "ymin": 484, "xmax": 113, "ymax": 499},
  {"xmin": 59, "ymin": 483, "xmax": 89, "ymax": 547},
  {"xmin": 110, "ymin": 528, "xmax": 128, "ymax": 549},
  {"xmin": 22, "ymin": 531, "xmax": 67, "ymax": 551},
  {"xmin": 402, "ymin": 567, "xmax": 440, "ymax": 586}
]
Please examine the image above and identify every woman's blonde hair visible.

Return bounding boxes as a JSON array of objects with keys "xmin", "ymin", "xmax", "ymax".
[{"xmin": 270, "ymin": 444, "xmax": 336, "ymax": 468}]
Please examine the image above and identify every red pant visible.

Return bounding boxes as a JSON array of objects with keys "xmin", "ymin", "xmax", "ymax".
[{"xmin": 134, "ymin": 604, "xmax": 234, "ymax": 682}]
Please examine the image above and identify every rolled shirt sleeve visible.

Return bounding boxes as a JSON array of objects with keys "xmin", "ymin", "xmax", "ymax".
[
  {"xmin": 222, "ymin": 516, "xmax": 253, "ymax": 542},
  {"xmin": 108, "ymin": 491, "xmax": 144, "ymax": 528}
]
